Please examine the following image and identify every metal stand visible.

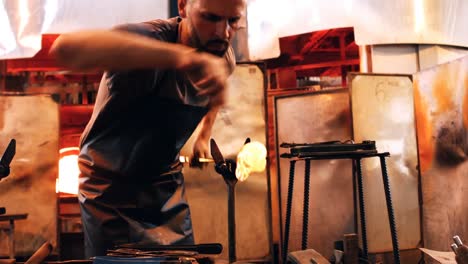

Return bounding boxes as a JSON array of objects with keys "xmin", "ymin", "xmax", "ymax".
[
  {"xmin": 214, "ymin": 159, "xmax": 238, "ymax": 263},
  {"xmin": 281, "ymin": 151, "xmax": 400, "ymax": 264},
  {"xmin": 210, "ymin": 139, "xmax": 239, "ymax": 264}
]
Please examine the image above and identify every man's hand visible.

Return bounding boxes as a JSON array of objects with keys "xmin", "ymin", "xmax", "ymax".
[
  {"xmin": 190, "ymin": 135, "xmax": 210, "ymax": 169},
  {"xmin": 456, "ymin": 245, "xmax": 468, "ymax": 264},
  {"xmin": 189, "ymin": 106, "xmax": 219, "ymax": 169},
  {"xmin": 181, "ymin": 52, "xmax": 229, "ymax": 107}
]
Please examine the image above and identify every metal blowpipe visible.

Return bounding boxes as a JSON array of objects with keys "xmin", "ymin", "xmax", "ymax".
[{"xmin": 179, "ymin": 156, "xmax": 214, "ymax": 163}]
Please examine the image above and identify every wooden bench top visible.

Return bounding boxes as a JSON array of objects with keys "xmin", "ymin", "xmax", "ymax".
[{"xmin": 0, "ymin": 214, "xmax": 28, "ymax": 222}]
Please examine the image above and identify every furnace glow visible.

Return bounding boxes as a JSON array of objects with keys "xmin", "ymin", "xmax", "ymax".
[{"xmin": 57, "ymin": 147, "xmax": 80, "ymax": 195}]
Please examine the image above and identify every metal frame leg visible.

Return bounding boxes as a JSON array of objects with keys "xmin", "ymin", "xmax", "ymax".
[
  {"xmin": 283, "ymin": 160, "xmax": 296, "ymax": 263},
  {"xmin": 9, "ymin": 220, "xmax": 14, "ymax": 259},
  {"xmin": 379, "ymin": 156, "xmax": 401, "ymax": 264},
  {"xmin": 355, "ymin": 158, "xmax": 369, "ymax": 259},
  {"xmin": 302, "ymin": 159, "xmax": 311, "ymax": 250},
  {"xmin": 227, "ymin": 184, "xmax": 237, "ymax": 263}
]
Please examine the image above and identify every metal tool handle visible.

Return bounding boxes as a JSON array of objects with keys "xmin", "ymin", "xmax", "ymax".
[
  {"xmin": 454, "ymin": 235, "xmax": 463, "ymax": 247},
  {"xmin": 452, "ymin": 243, "xmax": 459, "ymax": 254},
  {"xmin": 118, "ymin": 243, "xmax": 223, "ymax": 255},
  {"xmin": 25, "ymin": 242, "xmax": 53, "ymax": 264}
]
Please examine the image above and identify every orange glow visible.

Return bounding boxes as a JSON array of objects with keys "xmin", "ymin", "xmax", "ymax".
[
  {"xmin": 432, "ymin": 67, "xmax": 454, "ymax": 114},
  {"xmin": 414, "ymin": 81, "xmax": 433, "ymax": 173},
  {"xmin": 56, "ymin": 147, "xmax": 80, "ymax": 195}
]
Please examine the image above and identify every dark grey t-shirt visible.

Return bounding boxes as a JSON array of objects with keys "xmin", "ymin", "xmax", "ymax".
[{"xmin": 78, "ymin": 17, "xmax": 235, "ymax": 178}]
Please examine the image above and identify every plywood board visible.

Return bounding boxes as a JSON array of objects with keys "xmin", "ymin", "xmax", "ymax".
[
  {"xmin": 413, "ymin": 55, "xmax": 468, "ymax": 251},
  {"xmin": 274, "ymin": 89, "xmax": 354, "ymax": 259},
  {"xmin": 350, "ymin": 74, "xmax": 421, "ymax": 252},
  {"xmin": 0, "ymin": 95, "xmax": 59, "ymax": 256},
  {"xmin": 180, "ymin": 64, "xmax": 270, "ymax": 261}
]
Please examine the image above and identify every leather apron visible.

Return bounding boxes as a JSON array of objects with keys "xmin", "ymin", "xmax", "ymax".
[{"xmin": 78, "ymin": 96, "xmax": 208, "ymax": 258}]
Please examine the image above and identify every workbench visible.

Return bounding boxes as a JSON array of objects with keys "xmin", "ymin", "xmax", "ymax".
[{"xmin": 0, "ymin": 213, "xmax": 28, "ymax": 258}]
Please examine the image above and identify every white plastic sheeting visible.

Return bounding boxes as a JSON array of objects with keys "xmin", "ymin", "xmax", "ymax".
[
  {"xmin": 248, "ymin": 0, "xmax": 468, "ymax": 60},
  {"xmin": 0, "ymin": 0, "xmax": 53, "ymax": 59},
  {"xmin": 0, "ymin": 0, "xmax": 168, "ymax": 59},
  {"xmin": 1, "ymin": 0, "xmax": 467, "ymax": 60},
  {"xmin": 247, "ymin": 0, "xmax": 355, "ymax": 60}
]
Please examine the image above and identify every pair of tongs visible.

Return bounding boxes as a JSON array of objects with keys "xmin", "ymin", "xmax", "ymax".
[
  {"xmin": 209, "ymin": 138, "xmax": 250, "ymax": 264},
  {"xmin": 210, "ymin": 138, "xmax": 252, "ymax": 184},
  {"xmin": 209, "ymin": 139, "xmax": 237, "ymax": 185}
]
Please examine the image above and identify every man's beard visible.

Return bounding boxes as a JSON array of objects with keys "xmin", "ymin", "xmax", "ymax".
[
  {"xmin": 189, "ymin": 25, "xmax": 229, "ymax": 57},
  {"xmin": 198, "ymin": 39, "xmax": 229, "ymax": 57}
]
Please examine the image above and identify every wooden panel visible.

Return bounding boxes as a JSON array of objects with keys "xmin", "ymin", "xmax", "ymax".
[
  {"xmin": 180, "ymin": 64, "xmax": 270, "ymax": 261},
  {"xmin": 413, "ymin": 55, "xmax": 468, "ymax": 251},
  {"xmin": 0, "ymin": 95, "xmax": 59, "ymax": 256},
  {"xmin": 274, "ymin": 89, "xmax": 354, "ymax": 259},
  {"xmin": 350, "ymin": 74, "xmax": 421, "ymax": 252}
]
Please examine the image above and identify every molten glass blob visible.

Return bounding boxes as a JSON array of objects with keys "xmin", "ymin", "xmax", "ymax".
[{"xmin": 236, "ymin": 141, "xmax": 267, "ymax": 181}]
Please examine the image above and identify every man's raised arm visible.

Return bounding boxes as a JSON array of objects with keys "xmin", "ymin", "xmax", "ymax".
[
  {"xmin": 50, "ymin": 30, "xmax": 193, "ymax": 71},
  {"xmin": 50, "ymin": 29, "xmax": 229, "ymax": 98}
]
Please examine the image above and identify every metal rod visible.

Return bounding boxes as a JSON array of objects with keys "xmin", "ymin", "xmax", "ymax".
[
  {"xmin": 283, "ymin": 160, "xmax": 296, "ymax": 263},
  {"xmin": 179, "ymin": 156, "xmax": 214, "ymax": 163},
  {"xmin": 379, "ymin": 156, "xmax": 400, "ymax": 264},
  {"xmin": 302, "ymin": 159, "xmax": 311, "ymax": 250},
  {"xmin": 355, "ymin": 158, "xmax": 369, "ymax": 259},
  {"xmin": 228, "ymin": 183, "xmax": 237, "ymax": 263},
  {"xmin": 352, "ymin": 160, "xmax": 358, "ymax": 239}
]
